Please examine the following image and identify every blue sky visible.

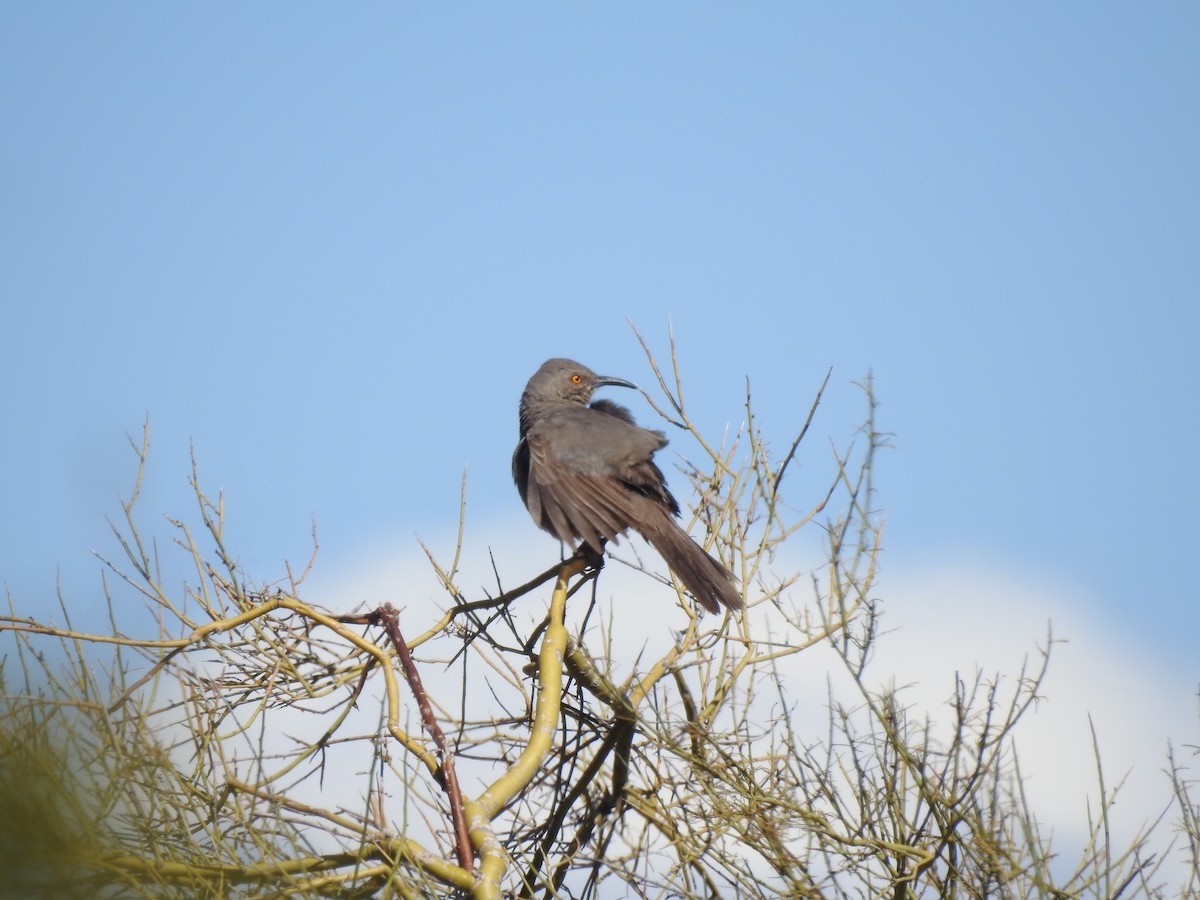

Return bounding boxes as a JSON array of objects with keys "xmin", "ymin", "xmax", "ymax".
[{"xmin": 3, "ymin": 3, "xmax": 1198, "ymax": 834}]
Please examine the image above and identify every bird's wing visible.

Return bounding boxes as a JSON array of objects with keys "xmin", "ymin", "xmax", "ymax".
[
  {"xmin": 546, "ymin": 409, "xmax": 680, "ymax": 514},
  {"xmin": 517, "ymin": 430, "xmax": 650, "ymax": 550}
]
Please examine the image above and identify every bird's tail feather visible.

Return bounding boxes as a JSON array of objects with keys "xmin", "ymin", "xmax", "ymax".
[{"xmin": 635, "ymin": 503, "xmax": 742, "ymax": 614}]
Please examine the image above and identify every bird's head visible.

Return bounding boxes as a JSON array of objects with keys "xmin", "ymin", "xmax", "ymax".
[{"xmin": 521, "ymin": 358, "xmax": 636, "ymax": 407}]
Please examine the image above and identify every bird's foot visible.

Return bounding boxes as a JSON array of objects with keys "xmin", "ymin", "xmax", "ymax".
[{"xmin": 575, "ymin": 542, "xmax": 606, "ymax": 573}]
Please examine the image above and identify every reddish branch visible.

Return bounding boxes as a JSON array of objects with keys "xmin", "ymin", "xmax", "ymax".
[{"xmin": 375, "ymin": 603, "xmax": 474, "ymax": 874}]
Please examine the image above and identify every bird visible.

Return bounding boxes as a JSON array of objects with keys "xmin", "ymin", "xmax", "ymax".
[{"xmin": 512, "ymin": 358, "xmax": 742, "ymax": 614}]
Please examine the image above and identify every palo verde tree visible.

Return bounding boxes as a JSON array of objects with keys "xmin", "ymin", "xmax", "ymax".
[{"xmin": 2, "ymin": 336, "xmax": 1197, "ymax": 899}]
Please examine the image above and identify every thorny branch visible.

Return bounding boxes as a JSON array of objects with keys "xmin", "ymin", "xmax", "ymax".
[{"xmin": 374, "ymin": 603, "xmax": 473, "ymax": 874}]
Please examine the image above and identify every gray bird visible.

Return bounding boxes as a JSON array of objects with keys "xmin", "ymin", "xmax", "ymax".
[{"xmin": 512, "ymin": 358, "xmax": 742, "ymax": 614}]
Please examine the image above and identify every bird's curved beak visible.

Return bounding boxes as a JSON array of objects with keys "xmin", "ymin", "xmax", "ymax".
[{"xmin": 596, "ymin": 375, "xmax": 637, "ymax": 390}]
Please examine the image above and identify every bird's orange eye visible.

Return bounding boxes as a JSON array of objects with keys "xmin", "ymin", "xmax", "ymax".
[{"xmin": 571, "ymin": 374, "xmax": 582, "ymax": 384}]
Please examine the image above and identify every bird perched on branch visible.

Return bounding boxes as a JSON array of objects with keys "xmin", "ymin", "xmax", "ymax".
[{"xmin": 512, "ymin": 358, "xmax": 742, "ymax": 614}]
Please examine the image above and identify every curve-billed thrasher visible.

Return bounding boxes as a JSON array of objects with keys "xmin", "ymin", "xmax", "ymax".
[{"xmin": 512, "ymin": 358, "xmax": 742, "ymax": 614}]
